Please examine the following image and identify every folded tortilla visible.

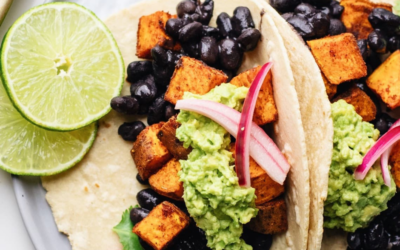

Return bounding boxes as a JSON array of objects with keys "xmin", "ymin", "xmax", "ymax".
[{"xmin": 42, "ymin": 0, "xmax": 310, "ymax": 249}]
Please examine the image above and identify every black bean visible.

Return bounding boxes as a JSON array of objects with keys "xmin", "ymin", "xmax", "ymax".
[
  {"xmin": 329, "ymin": 18, "xmax": 346, "ymax": 36},
  {"xmin": 366, "ymin": 50, "xmax": 382, "ymax": 71},
  {"xmin": 218, "ymin": 38, "xmax": 243, "ymax": 71},
  {"xmin": 126, "ymin": 61, "xmax": 152, "ymax": 83},
  {"xmin": 181, "ymin": 41, "xmax": 200, "ymax": 59},
  {"xmin": 148, "ymin": 96, "xmax": 167, "ymax": 125},
  {"xmin": 132, "ymin": 80, "xmax": 157, "ymax": 105},
  {"xmin": 281, "ymin": 12, "xmax": 294, "ymax": 21},
  {"xmin": 136, "ymin": 173, "xmax": 149, "ymax": 185},
  {"xmin": 152, "ymin": 62, "xmax": 174, "ymax": 87},
  {"xmin": 195, "ymin": 0, "xmax": 214, "ymax": 25},
  {"xmin": 294, "ymin": 3, "xmax": 317, "ymax": 19},
  {"xmin": 177, "ymin": 0, "xmax": 197, "ymax": 18},
  {"xmin": 151, "ymin": 45, "xmax": 168, "ymax": 66},
  {"xmin": 270, "ymin": 0, "xmax": 301, "ymax": 13},
  {"xmin": 178, "ymin": 22, "xmax": 203, "ymax": 42},
  {"xmin": 237, "ymin": 28, "xmax": 261, "ymax": 51},
  {"xmin": 165, "ymin": 103, "xmax": 177, "ymax": 121},
  {"xmin": 199, "ymin": 36, "xmax": 219, "ymax": 65},
  {"xmin": 287, "ymin": 15, "xmax": 315, "ymax": 39},
  {"xmin": 182, "ymin": 13, "xmax": 195, "ymax": 25},
  {"xmin": 372, "ymin": 113, "xmax": 395, "ymax": 136},
  {"xmin": 202, "ymin": 25, "xmax": 221, "ymax": 40},
  {"xmin": 118, "ymin": 121, "xmax": 146, "ymax": 141},
  {"xmin": 310, "ymin": 12, "xmax": 330, "ymax": 38},
  {"xmin": 242, "ymin": 228, "xmax": 273, "ymax": 250},
  {"xmin": 364, "ymin": 221, "xmax": 384, "ymax": 249},
  {"xmin": 137, "ymin": 104, "xmax": 149, "ymax": 115},
  {"xmin": 329, "ymin": 1, "xmax": 344, "ymax": 18},
  {"xmin": 217, "ymin": 12, "xmax": 235, "ymax": 38},
  {"xmin": 320, "ymin": 7, "xmax": 331, "ymax": 17},
  {"xmin": 130, "ymin": 207, "xmax": 150, "ymax": 224},
  {"xmin": 136, "ymin": 188, "xmax": 164, "ymax": 210},
  {"xmin": 368, "ymin": 30, "xmax": 387, "ymax": 53},
  {"xmin": 390, "ymin": 235, "xmax": 400, "ymax": 250},
  {"xmin": 388, "ymin": 36, "xmax": 400, "ymax": 52},
  {"xmin": 222, "ymin": 69, "xmax": 234, "ymax": 82},
  {"xmin": 357, "ymin": 39, "xmax": 370, "ymax": 61},
  {"xmin": 387, "ymin": 215, "xmax": 400, "ymax": 235},
  {"xmin": 347, "ymin": 231, "xmax": 362, "ymax": 249},
  {"xmin": 303, "ymin": 0, "xmax": 331, "ymax": 7},
  {"xmin": 368, "ymin": 8, "xmax": 400, "ymax": 30},
  {"xmin": 166, "ymin": 18, "xmax": 185, "ymax": 39},
  {"xmin": 231, "ymin": 7, "xmax": 255, "ymax": 35},
  {"xmin": 110, "ymin": 96, "xmax": 139, "ymax": 115}
]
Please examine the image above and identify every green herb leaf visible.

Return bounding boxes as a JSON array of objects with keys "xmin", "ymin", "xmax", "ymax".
[{"xmin": 113, "ymin": 206, "xmax": 144, "ymax": 250}]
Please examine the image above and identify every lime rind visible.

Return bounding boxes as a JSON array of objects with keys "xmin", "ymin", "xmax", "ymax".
[{"xmin": 1, "ymin": 2, "xmax": 124, "ymax": 131}]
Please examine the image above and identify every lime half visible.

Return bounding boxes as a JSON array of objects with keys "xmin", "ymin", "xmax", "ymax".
[
  {"xmin": 0, "ymin": 77, "xmax": 97, "ymax": 176},
  {"xmin": 1, "ymin": 2, "xmax": 124, "ymax": 131}
]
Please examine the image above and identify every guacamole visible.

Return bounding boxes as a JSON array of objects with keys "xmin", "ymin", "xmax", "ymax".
[
  {"xmin": 324, "ymin": 100, "xmax": 396, "ymax": 232},
  {"xmin": 176, "ymin": 84, "xmax": 258, "ymax": 250}
]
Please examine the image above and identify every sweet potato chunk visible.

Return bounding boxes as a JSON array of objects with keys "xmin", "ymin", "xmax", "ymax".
[
  {"xmin": 246, "ymin": 198, "xmax": 288, "ymax": 234},
  {"xmin": 133, "ymin": 201, "xmax": 190, "ymax": 250},
  {"xmin": 307, "ymin": 33, "xmax": 367, "ymax": 85},
  {"xmin": 136, "ymin": 11, "xmax": 179, "ymax": 59},
  {"xmin": 340, "ymin": 0, "xmax": 392, "ymax": 39},
  {"xmin": 165, "ymin": 57, "xmax": 228, "ymax": 104},
  {"xmin": 389, "ymin": 142, "xmax": 400, "ymax": 188},
  {"xmin": 157, "ymin": 116, "xmax": 192, "ymax": 160},
  {"xmin": 149, "ymin": 158, "xmax": 184, "ymax": 201},
  {"xmin": 322, "ymin": 73, "xmax": 337, "ymax": 100},
  {"xmin": 333, "ymin": 85, "xmax": 377, "ymax": 122},
  {"xmin": 230, "ymin": 144, "xmax": 284, "ymax": 205},
  {"xmin": 230, "ymin": 66, "xmax": 278, "ymax": 125},
  {"xmin": 367, "ymin": 50, "xmax": 400, "ymax": 109},
  {"xmin": 132, "ymin": 123, "xmax": 172, "ymax": 180}
]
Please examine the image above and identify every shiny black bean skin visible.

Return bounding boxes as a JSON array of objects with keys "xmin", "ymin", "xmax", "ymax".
[
  {"xmin": 136, "ymin": 188, "xmax": 164, "ymax": 210},
  {"xmin": 164, "ymin": 103, "xmax": 177, "ymax": 121},
  {"xmin": 329, "ymin": 1, "xmax": 344, "ymax": 18},
  {"xmin": 130, "ymin": 207, "xmax": 150, "ymax": 224},
  {"xmin": 329, "ymin": 18, "xmax": 346, "ymax": 36},
  {"xmin": 202, "ymin": 25, "xmax": 221, "ymax": 40},
  {"xmin": 166, "ymin": 18, "xmax": 185, "ymax": 39},
  {"xmin": 148, "ymin": 96, "xmax": 167, "ymax": 125},
  {"xmin": 151, "ymin": 45, "xmax": 168, "ymax": 66},
  {"xmin": 347, "ymin": 231, "xmax": 362, "ymax": 249},
  {"xmin": 217, "ymin": 12, "xmax": 234, "ymax": 38},
  {"xmin": 181, "ymin": 41, "xmax": 200, "ymax": 59},
  {"xmin": 177, "ymin": 0, "xmax": 197, "ymax": 18},
  {"xmin": 303, "ymin": 0, "xmax": 331, "ymax": 7},
  {"xmin": 231, "ymin": 7, "xmax": 255, "ymax": 34},
  {"xmin": 137, "ymin": 104, "xmax": 149, "ymax": 115},
  {"xmin": 131, "ymin": 80, "xmax": 157, "ymax": 105},
  {"xmin": 237, "ymin": 28, "xmax": 261, "ymax": 52},
  {"xmin": 368, "ymin": 30, "xmax": 387, "ymax": 53},
  {"xmin": 179, "ymin": 22, "xmax": 203, "ymax": 42},
  {"xmin": 218, "ymin": 38, "xmax": 243, "ymax": 71},
  {"xmin": 110, "ymin": 96, "xmax": 139, "ymax": 115},
  {"xmin": 357, "ymin": 39, "xmax": 370, "ymax": 61},
  {"xmin": 287, "ymin": 15, "xmax": 315, "ymax": 39},
  {"xmin": 310, "ymin": 12, "xmax": 330, "ymax": 38},
  {"xmin": 320, "ymin": 7, "xmax": 331, "ymax": 17},
  {"xmin": 199, "ymin": 36, "xmax": 219, "ymax": 65},
  {"xmin": 270, "ymin": 0, "xmax": 301, "ymax": 13},
  {"xmin": 281, "ymin": 12, "xmax": 294, "ymax": 21},
  {"xmin": 118, "ymin": 121, "xmax": 146, "ymax": 141},
  {"xmin": 388, "ymin": 36, "xmax": 400, "ymax": 52},
  {"xmin": 368, "ymin": 8, "xmax": 400, "ymax": 29},
  {"xmin": 126, "ymin": 61, "xmax": 152, "ymax": 83},
  {"xmin": 152, "ymin": 62, "xmax": 174, "ymax": 87},
  {"xmin": 136, "ymin": 173, "xmax": 149, "ymax": 185},
  {"xmin": 195, "ymin": 0, "xmax": 214, "ymax": 25},
  {"xmin": 294, "ymin": 3, "xmax": 317, "ymax": 19}
]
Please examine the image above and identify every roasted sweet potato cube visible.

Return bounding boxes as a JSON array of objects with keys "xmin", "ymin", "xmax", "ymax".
[
  {"xmin": 333, "ymin": 85, "xmax": 377, "ymax": 122},
  {"xmin": 389, "ymin": 141, "xmax": 400, "ymax": 188},
  {"xmin": 230, "ymin": 144, "xmax": 284, "ymax": 205},
  {"xmin": 132, "ymin": 123, "xmax": 172, "ymax": 180},
  {"xmin": 322, "ymin": 73, "xmax": 337, "ymax": 100},
  {"xmin": 367, "ymin": 50, "xmax": 400, "ymax": 109},
  {"xmin": 133, "ymin": 201, "xmax": 190, "ymax": 250},
  {"xmin": 230, "ymin": 66, "xmax": 278, "ymax": 125},
  {"xmin": 340, "ymin": 0, "xmax": 392, "ymax": 39},
  {"xmin": 246, "ymin": 198, "xmax": 288, "ymax": 234},
  {"xmin": 149, "ymin": 158, "xmax": 184, "ymax": 201},
  {"xmin": 136, "ymin": 11, "xmax": 179, "ymax": 59},
  {"xmin": 157, "ymin": 116, "xmax": 192, "ymax": 160},
  {"xmin": 307, "ymin": 33, "xmax": 367, "ymax": 85},
  {"xmin": 165, "ymin": 57, "xmax": 228, "ymax": 104}
]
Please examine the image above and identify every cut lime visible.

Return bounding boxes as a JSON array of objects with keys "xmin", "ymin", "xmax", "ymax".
[
  {"xmin": 1, "ymin": 2, "xmax": 124, "ymax": 131},
  {"xmin": 0, "ymin": 77, "xmax": 97, "ymax": 176}
]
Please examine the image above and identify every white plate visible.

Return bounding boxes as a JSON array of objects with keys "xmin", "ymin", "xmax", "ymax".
[{"xmin": 9, "ymin": 1, "xmax": 142, "ymax": 249}]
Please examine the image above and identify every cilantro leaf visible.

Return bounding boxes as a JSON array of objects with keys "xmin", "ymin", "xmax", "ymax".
[{"xmin": 113, "ymin": 206, "xmax": 144, "ymax": 250}]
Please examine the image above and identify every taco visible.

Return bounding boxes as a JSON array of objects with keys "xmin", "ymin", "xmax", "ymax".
[
  {"xmin": 266, "ymin": 0, "xmax": 400, "ymax": 249},
  {"xmin": 41, "ymin": 0, "xmax": 313, "ymax": 249}
]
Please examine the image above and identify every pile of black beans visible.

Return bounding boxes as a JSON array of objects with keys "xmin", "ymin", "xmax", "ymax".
[
  {"xmin": 271, "ymin": 0, "xmax": 346, "ymax": 40},
  {"xmin": 110, "ymin": 0, "xmax": 262, "ymax": 142},
  {"xmin": 347, "ymin": 192, "xmax": 400, "ymax": 250}
]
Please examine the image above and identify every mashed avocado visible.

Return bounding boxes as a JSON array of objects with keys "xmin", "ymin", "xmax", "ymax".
[
  {"xmin": 324, "ymin": 100, "xmax": 396, "ymax": 232},
  {"xmin": 176, "ymin": 84, "xmax": 258, "ymax": 250}
]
